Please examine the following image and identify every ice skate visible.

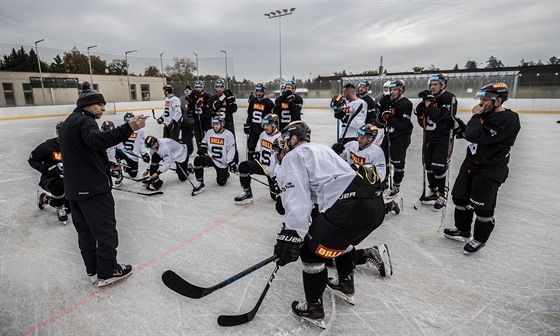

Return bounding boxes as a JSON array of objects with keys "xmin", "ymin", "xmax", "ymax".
[
  {"xmin": 56, "ymin": 206, "xmax": 68, "ymax": 224},
  {"xmin": 191, "ymin": 182, "xmax": 205, "ymax": 196},
  {"xmin": 97, "ymin": 264, "xmax": 132, "ymax": 287},
  {"xmin": 434, "ymin": 195, "xmax": 446, "ymax": 211},
  {"xmin": 420, "ymin": 189, "xmax": 439, "ymax": 205},
  {"xmin": 443, "ymin": 227, "xmax": 471, "ymax": 242},
  {"xmin": 114, "ymin": 170, "xmax": 124, "ymax": 186},
  {"xmin": 234, "ymin": 188, "xmax": 253, "ymax": 204},
  {"xmin": 327, "ymin": 274, "xmax": 355, "ymax": 305},
  {"xmin": 146, "ymin": 179, "xmax": 163, "ymax": 191},
  {"xmin": 88, "ymin": 273, "xmax": 98, "ymax": 285},
  {"xmin": 387, "ymin": 185, "xmax": 400, "ymax": 199},
  {"xmin": 387, "ymin": 198, "xmax": 403, "ymax": 215},
  {"xmin": 291, "ymin": 299, "xmax": 325, "ymax": 329},
  {"xmin": 365, "ymin": 245, "xmax": 392, "ymax": 277},
  {"xmin": 463, "ymin": 239, "xmax": 485, "ymax": 254},
  {"xmin": 37, "ymin": 191, "xmax": 50, "ymax": 209},
  {"xmin": 378, "ymin": 244, "xmax": 393, "ymax": 277}
]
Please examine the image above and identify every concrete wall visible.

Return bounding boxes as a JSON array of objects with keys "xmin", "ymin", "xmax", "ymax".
[{"xmin": 0, "ymin": 98, "xmax": 558, "ymax": 121}]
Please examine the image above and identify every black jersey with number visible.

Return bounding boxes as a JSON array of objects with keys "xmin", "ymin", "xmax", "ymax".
[
  {"xmin": 416, "ymin": 91, "xmax": 457, "ymax": 144},
  {"xmin": 28, "ymin": 137, "xmax": 63, "ymax": 185},
  {"xmin": 246, "ymin": 96, "xmax": 275, "ymax": 133},
  {"xmin": 463, "ymin": 109, "xmax": 520, "ymax": 170},
  {"xmin": 360, "ymin": 94, "xmax": 377, "ymax": 124},
  {"xmin": 386, "ymin": 97, "xmax": 413, "ymax": 141}
]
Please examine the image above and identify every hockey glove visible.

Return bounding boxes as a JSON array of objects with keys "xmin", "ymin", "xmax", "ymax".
[
  {"xmin": 228, "ymin": 162, "xmax": 238, "ymax": 174},
  {"xmin": 275, "ymin": 195, "xmax": 285, "ymax": 215},
  {"xmin": 453, "ymin": 117, "xmax": 466, "ymax": 139},
  {"xmin": 285, "ymin": 94, "xmax": 295, "ymax": 103},
  {"xmin": 197, "ymin": 144, "xmax": 208, "ymax": 156},
  {"xmin": 247, "ymin": 151, "xmax": 260, "ymax": 161},
  {"xmin": 243, "ymin": 124, "xmax": 250, "ymax": 135},
  {"xmin": 141, "ymin": 153, "xmax": 150, "ymax": 163},
  {"xmin": 331, "ymin": 143, "xmax": 345, "ymax": 155},
  {"xmin": 168, "ymin": 120, "xmax": 177, "ymax": 131},
  {"xmin": 156, "ymin": 117, "xmax": 164, "ymax": 125},
  {"xmin": 417, "ymin": 90, "xmax": 431, "ymax": 99},
  {"xmin": 444, "ymin": 116, "xmax": 455, "ymax": 129},
  {"xmin": 218, "ymin": 93, "xmax": 226, "ymax": 101},
  {"xmin": 381, "ymin": 110, "xmax": 393, "ymax": 123},
  {"xmin": 274, "ymin": 229, "xmax": 303, "ymax": 266}
]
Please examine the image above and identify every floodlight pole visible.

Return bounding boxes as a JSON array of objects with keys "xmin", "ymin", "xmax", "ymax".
[
  {"xmin": 193, "ymin": 52, "xmax": 199, "ymax": 80},
  {"xmin": 264, "ymin": 8, "xmax": 296, "ymax": 88},
  {"xmin": 160, "ymin": 53, "xmax": 165, "ymax": 85},
  {"xmin": 35, "ymin": 39, "xmax": 46, "ymax": 105},
  {"xmin": 220, "ymin": 50, "xmax": 228, "ymax": 89},
  {"xmin": 87, "ymin": 45, "xmax": 97, "ymax": 85},
  {"xmin": 125, "ymin": 50, "xmax": 137, "ymax": 101}
]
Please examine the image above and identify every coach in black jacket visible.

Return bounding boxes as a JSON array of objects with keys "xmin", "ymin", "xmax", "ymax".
[{"xmin": 59, "ymin": 82, "xmax": 146, "ymax": 287}]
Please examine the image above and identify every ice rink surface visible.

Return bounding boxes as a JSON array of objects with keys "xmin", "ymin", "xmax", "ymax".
[{"xmin": 1, "ymin": 107, "xmax": 559, "ymax": 336}]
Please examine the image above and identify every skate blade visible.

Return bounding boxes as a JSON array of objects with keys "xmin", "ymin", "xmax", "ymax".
[
  {"xmin": 327, "ymin": 286, "xmax": 355, "ymax": 305},
  {"xmin": 444, "ymin": 234, "xmax": 470, "ymax": 242},
  {"xmin": 234, "ymin": 199, "xmax": 253, "ymax": 205},
  {"xmin": 191, "ymin": 188, "xmax": 205, "ymax": 196},
  {"xmin": 300, "ymin": 317, "xmax": 326, "ymax": 329}
]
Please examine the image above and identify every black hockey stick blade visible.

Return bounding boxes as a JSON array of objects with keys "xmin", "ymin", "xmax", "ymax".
[
  {"xmin": 113, "ymin": 187, "xmax": 163, "ymax": 196},
  {"xmin": 123, "ymin": 175, "xmax": 150, "ymax": 182},
  {"xmin": 162, "ymin": 255, "xmax": 277, "ymax": 299},
  {"xmin": 217, "ymin": 265, "xmax": 279, "ymax": 327}
]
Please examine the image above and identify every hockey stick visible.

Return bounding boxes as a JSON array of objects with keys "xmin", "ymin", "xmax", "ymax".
[
  {"xmin": 112, "ymin": 187, "xmax": 163, "ymax": 196},
  {"xmin": 251, "ymin": 175, "xmax": 269, "ymax": 187},
  {"xmin": 255, "ymin": 159, "xmax": 271, "ymax": 178},
  {"xmin": 337, "ymin": 103, "xmax": 363, "ymax": 145},
  {"xmin": 175, "ymin": 161, "xmax": 196, "ymax": 189},
  {"xmin": 161, "ymin": 255, "xmax": 277, "ymax": 299},
  {"xmin": 217, "ymin": 264, "xmax": 280, "ymax": 327},
  {"xmin": 123, "ymin": 175, "xmax": 150, "ymax": 182},
  {"xmin": 414, "ymin": 114, "xmax": 428, "ymax": 210}
]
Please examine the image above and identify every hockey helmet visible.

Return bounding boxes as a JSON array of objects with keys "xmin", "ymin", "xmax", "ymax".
[
  {"xmin": 55, "ymin": 121, "xmax": 63, "ymax": 137},
  {"xmin": 382, "ymin": 80, "xmax": 392, "ymax": 95},
  {"xmin": 388, "ymin": 79, "xmax": 405, "ymax": 92},
  {"xmin": 261, "ymin": 113, "xmax": 279, "ymax": 131},
  {"xmin": 476, "ymin": 82, "xmax": 508, "ymax": 102},
  {"xmin": 144, "ymin": 135, "xmax": 158, "ymax": 149},
  {"xmin": 281, "ymin": 120, "xmax": 311, "ymax": 145},
  {"xmin": 255, "ymin": 83, "xmax": 266, "ymax": 92},
  {"xmin": 211, "ymin": 113, "xmax": 226, "ymax": 126},
  {"xmin": 214, "ymin": 78, "xmax": 226, "ymax": 88},
  {"xmin": 357, "ymin": 124, "xmax": 378, "ymax": 142},
  {"xmin": 163, "ymin": 85, "xmax": 173, "ymax": 95},
  {"xmin": 101, "ymin": 120, "xmax": 115, "ymax": 131},
  {"xmin": 330, "ymin": 94, "xmax": 347, "ymax": 112},
  {"xmin": 124, "ymin": 112, "xmax": 135, "ymax": 122},
  {"xmin": 194, "ymin": 80, "xmax": 204, "ymax": 89},
  {"xmin": 283, "ymin": 80, "xmax": 295, "ymax": 91},
  {"xmin": 428, "ymin": 73, "xmax": 449, "ymax": 88},
  {"xmin": 358, "ymin": 80, "xmax": 371, "ymax": 88}
]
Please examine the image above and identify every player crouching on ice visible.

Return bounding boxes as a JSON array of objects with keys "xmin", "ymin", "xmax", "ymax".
[
  {"xmin": 142, "ymin": 136, "xmax": 191, "ymax": 191},
  {"xmin": 234, "ymin": 113, "xmax": 281, "ymax": 204},
  {"xmin": 191, "ymin": 114, "xmax": 237, "ymax": 195},
  {"xmin": 28, "ymin": 121, "xmax": 70, "ymax": 223},
  {"xmin": 101, "ymin": 120, "xmax": 125, "ymax": 186}
]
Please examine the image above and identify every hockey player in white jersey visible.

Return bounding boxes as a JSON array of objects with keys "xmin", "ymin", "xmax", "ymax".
[
  {"xmin": 142, "ymin": 135, "xmax": 190, "ymax": 191},
  {"xmin": 101, "ymin": 120, "xmax": 124, "ymax": 186},
  {"xmin": 157, "ymin": 85, "xmax": 182, "ymax": 140},
  {"xmin": 234, "ymin": 113, "xmax": 281, "ymax": 204},
  {"xmin": 333, "ymin": 83, "xmax": 368, "ymax": 144},
  {"xmin": 191, "ymin": 114, "xmax": 237, "ymax": 195},
  {"xmin": 115, "ymin": 112, "xmax": 149, "ymax": 178},
  {"xmin": 273, "ymin": 120, "xmax": 387, "ymax": 329}
]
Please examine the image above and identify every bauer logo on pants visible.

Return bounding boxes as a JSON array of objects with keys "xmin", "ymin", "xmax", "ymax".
[{"xmin": 315, "ymin": 244, "xmax": 344, "ymax": 258}]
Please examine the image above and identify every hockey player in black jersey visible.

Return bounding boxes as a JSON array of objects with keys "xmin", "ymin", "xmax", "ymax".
[
  {"xmin": 415, "ymin": 73, "xmax": 458, "ymax": 209},
  {"xmin": 244, "ymin": 83, "xmax": 275, "ymax": 152},
  {"xmin": 187, "ymin": 81, "xmax": 212, "ymax": 152},
  {"xmin": 444, "ymin": 83, "xmax": 520, "ymax": 254},
  {"xmin": 28, "ymin": 121, "xmax": 70, "ymax": 223},
  {"xmin": 379, "ymin": 79, "xmax": 414, "ymax": 198},
  {"xmin": 210, "ymin": 79, "xmax": 239, "ymax": 164},
  {"xmin": 357, "ymin": 80, "xmax": 377, "ymax": 124},
  {"xmin": 273, "ymin": 80, "xmax": 303, "ymax": 131}
]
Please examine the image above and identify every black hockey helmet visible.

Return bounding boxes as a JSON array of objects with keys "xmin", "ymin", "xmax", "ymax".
[
  {"xmin": 281, "ymin": 120, "xmax": 311, "ymax": 144},
  {"xmin": 357, "ymin": 124, "xmax": 378, "ymax": 142},
  {"xmin": 55, "ymin": 121, "xmax": 63, "ymax": 137},
  {"xmin": 214, "ymin": 78, "xmax": 226, "ymax": 88},
  {"xmin": 388, "ymin": 79, "xmax": 405, "ymax": 92},
  {"xmin": 476, "ymin": 82, "xmax": 508, "ymax": 102},
  {"xmin": 358, "ymin": 80, "xmax": 371, "ymax": 88},
  {"xmin": 284, "ymin": 80, "xmax": 296, "ymax": 90},
  {"xmin": 330, "ymin": 94, "xmax": 347, "ymax": 112},
  {"xmin": 429, "ymin": 73, "xmax": 449, "ymax": 88},
  {"xmin": 163, "ymin": 85, "xmax": 173, "ymax": 95},
  {"xmin": 255, "ymin": 83, "xmax": 266, "ymax": 92},
  {"xmin": 101, "ymin": 120, "xmax": 115, "ymax": 131},
  {"xmin": 271, "ymin": 136, "xmax": 283, "ymax": 156},
  {"xmin": 194, "ymin": 80, "xmax": 204, "ymax": 89},
  {"xmin": 211, "ymin": 113, "xmax": 226, "ymax": 126},
  {"xmin": 261, "ymin": 113, "xmax": 279, "ymax": 130},
  {"xmin": 144, "ymin": 135, "xmax": 158, "ymax": 149},
  {"xmin": 124, "ymin": 112, "xmax": 134, "ymax": 122}
]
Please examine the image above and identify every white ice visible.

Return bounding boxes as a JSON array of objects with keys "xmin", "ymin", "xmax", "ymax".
[{"xmin": 1, "ymin": 108, "xmax": 559, "ymax": 336}]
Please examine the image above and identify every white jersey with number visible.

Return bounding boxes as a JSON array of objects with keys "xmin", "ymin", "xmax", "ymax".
[
  {"xmin": 163, "ymin": 95, "xmax": 182, "ymax": 124},
  {"xmin": 257, "ymin": 131, "xmax": 281, "ymax": 175},
  {"xmin": 338, "ymin": 98, "xmax": 367, "ymax": 139},
  {"xmin": 341, "ymin": 141, "xmax": 386, "ymax": 182},
  {"xmin": 202, "ymin": 128, "xmax": 236, "ymax": 169},
  {"xmin": 148, "ymin": 138, "xmax": 187, "ymax": 173},
  {"xmin": 277, "ymin": 142, "xmax": 356, "ymax": 239},
  {"xmin": 117, "ymin": 129, "xmax": 147, "ymax": 162}
]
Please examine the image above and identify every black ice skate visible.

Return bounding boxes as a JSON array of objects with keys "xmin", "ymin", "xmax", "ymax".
[
  {"xmin": 421, "ymin": 189, "xmax": 439, "ymax": 205},
  {"xmin": 191, "ymin": 182, "xmax": 205, "ymax": 196},
  {"xmin": 327, "ymin": 274, "xmax": 355, "ymax": 305},
  {"xmin": 88, "ymin": 273, "xmax": 98, "ymax": 285},
  {"xmin": 97, "ymin": 264, "xmax": 133, "ymax": 287},
  {"xmin": 433, "ymin": 196, "xmax": 446, "ymax": 211},
  {"xmin": 37, "ymin": 191, "xmax": 50, "ymax": 209},
  {"xmin": 443, "ymin": 227, "xmax": 472, "ymax": 242},
  {"xmin": 387, "ymin": 198, "xmax": 403, "ymax": 215},
  {"xmin": 365, "ymin": 244, "xmax": 392, "ymax": 277},
  {"xmin": 234, "ymin": 188, "xmax": 253, "ymax": 204},
  {"xmin": 114, "ymin": 170, "xmax": 124, "ymax": 186},
  {"xmin": 291, "ymin": 298, "xmax": 325, "ymax": 329},
  {"xmin": 463, "ymin": 239, "xmax": 485, "ymax": 254},
  {"xmin": 387, "ymin": 185, "xmax": 400, "ymax": 198},
  {"xmin": 56, "ymin": 206, "xmax": 68, "ymax": 224}
]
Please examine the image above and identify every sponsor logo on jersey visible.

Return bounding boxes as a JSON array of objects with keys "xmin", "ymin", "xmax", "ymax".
[
  {"xmin": 254, "ymin": 103, "xmax": 265, "ymax": 111},
  {"xmin": 210, "ymin": 137, "xmax": 224, "ymax": 145},
  {"xmin": 165, "ymin": 101, "xmax": 171, "ymax": 107},
  {"xmin": 130, "ymin": 132, "xmax": 137, "ymax": 139},
  {"xmin": 339, "ymin": 192, "xmax": 356, "ymax": 200},
  {"xmin": 315, "ymin": 244, "xmax": 343, "ymax": 258},
  {"xmin": 261, "ymin": 139, "xmax": 272, "ymax": 149},
  {"xmin": 350, "ymin": 152, "xmax": 365, "ymax": 165},
  {"xmin": 52, "ymin": 151, "xmax": 62, "ymax": 161},
  {"xmin": 281, "ymin": 102, "xmax": 289, "ymax": 109},
  {"xmin": 281, "ymin": 182, "xmax": 294, "ymax": 192}
]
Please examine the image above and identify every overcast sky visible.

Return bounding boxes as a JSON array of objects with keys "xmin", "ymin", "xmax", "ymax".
[{"xmin": 1, "ymin": 0, "xmax": 559, "ymax": 83}]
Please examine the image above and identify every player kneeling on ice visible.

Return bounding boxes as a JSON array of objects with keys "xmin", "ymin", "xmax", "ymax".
[
  {"xmin": 142, "ymin": 135, "xmax": 191, "ymax": 191},
  {"xmin": 28, "ymin": 121, "xmax": 70, "ymax": 223},
  {"xmin": 191, "ymin": 114, "xmax": 236, "ymax": 195},
  {"xmin": 101, "ymin": 120, "xmax": 125, "ymax": 186},
  {"xmin": 273, "ymin": 121, "xmax": 387, "ymax": 329},
  {"xmin": 234, "ymin": 113, "xmax": 281, "ymax": 204},
  {"xmin": 115, "ymin": 112, "xmax": 149, "ymax": 178}
]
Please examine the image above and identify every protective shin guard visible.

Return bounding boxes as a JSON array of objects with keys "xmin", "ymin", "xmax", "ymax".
[
  {"xmin": 334, "ymin": 247, "xmax": 357, "ymax": 278},
  {"xmin": 454, "ymin": 205, "xmax": 474, "ymax": 232},
  {"xmin": 303, "ymin": 268, "xmax": 327, "ymax": 302},
  {"xmin": 473, "ymin": 216, "xmax": 495, "ymax": 244}
]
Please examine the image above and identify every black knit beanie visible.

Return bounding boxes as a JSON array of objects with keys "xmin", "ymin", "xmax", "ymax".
[{"xmin": 77, "ymin": 81, "xmax": 106, "ymax": 107}]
